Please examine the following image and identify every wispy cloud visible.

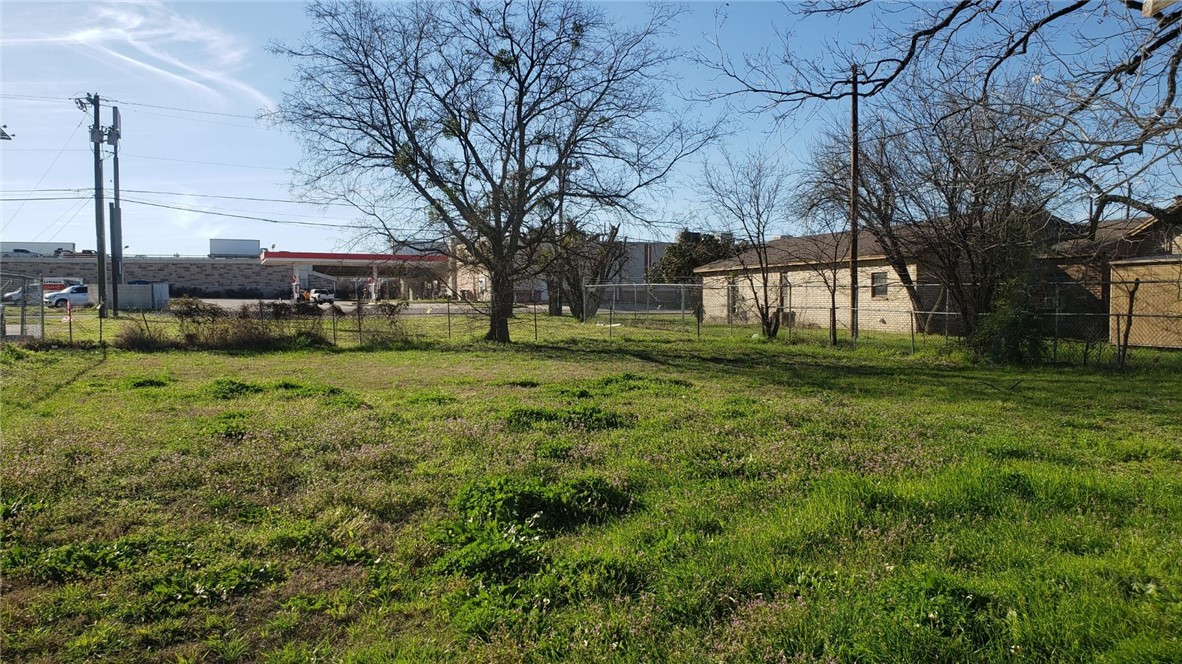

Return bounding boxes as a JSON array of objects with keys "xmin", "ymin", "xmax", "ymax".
[{"xmin": 5, "ymin": 1, "xmax": 272, "ymax": 109}]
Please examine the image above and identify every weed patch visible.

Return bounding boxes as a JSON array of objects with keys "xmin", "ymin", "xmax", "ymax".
[
  {"xmin": 203, "ymin": 378, "xmax": 264, "ymax": 400},
  {"xmin": 124, "ymin": 375, "xmax": 171, "ymax": 389},
  {"xmin": 507, "ymin": 405, "xmax": 633, "ymax": 432},
  {"xmin": 204, "ymin": 411, "xmax": 250, "ymax": 439}
]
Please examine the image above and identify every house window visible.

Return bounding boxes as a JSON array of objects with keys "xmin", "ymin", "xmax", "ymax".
[{"xmin": 871, "ymin": 272, "xmax": 888, "ymax": 298}]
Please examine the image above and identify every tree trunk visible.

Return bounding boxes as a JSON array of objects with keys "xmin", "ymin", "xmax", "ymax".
[
  {"xmin": 486, "ymin": 269, "xmax": 514, "ymax": 342},
  {"xmin": 546, "ymin": 278, "xmax": 563, "ymax": 316},
  {"xmin": 828, "ymin": 288, "xmax": 838, "ymax": 345},
  {"xmin": 760, "ymin": 282, "xmax": 780, "ymax": 339}
]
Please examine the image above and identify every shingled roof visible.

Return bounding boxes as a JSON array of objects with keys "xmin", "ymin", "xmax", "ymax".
[
  {"xmin": 693, "ymin": 228, "xmax": 913, "ymax": 275},
  {"xmin": 1045, "ymin": 217, "xmax": 1159, "ymax": 257},
  {"xmin": 695, "ymin": 214, "xmax": 1167, "ymax": 275}
]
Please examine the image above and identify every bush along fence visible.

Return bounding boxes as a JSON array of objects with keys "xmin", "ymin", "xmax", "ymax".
[{"xmin": 580, "ymin": 280, "xmax": 1182, "ymax": 366}]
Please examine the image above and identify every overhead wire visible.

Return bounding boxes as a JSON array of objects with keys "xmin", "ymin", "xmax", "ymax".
[
  {"xmin": 1, "ymin": 116, "xmax": 88, "ymax": 232},
  {"xmin": 120, "ymin": 153, "xmax": 290, "ymax": 171},
  {"xmin": 104, "ymin": 97, "xmax": 264, "ymax": 120},
  {"xmin": 40, "ymin": 198, "xmax": 91, "ymax": 242},
  {"xmin": 120, "ymin": 198, "xmax": 373, "ymax": 230}
]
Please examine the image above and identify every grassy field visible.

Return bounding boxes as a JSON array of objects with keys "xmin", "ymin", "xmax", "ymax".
[{"xmin": 2, "ymin": 326, "xmax": 1180, "ymax": 662}]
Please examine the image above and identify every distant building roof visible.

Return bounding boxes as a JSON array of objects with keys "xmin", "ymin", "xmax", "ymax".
[{"xmin": 260, "ymin": 250, "xmax": 447, "ymax": 266}]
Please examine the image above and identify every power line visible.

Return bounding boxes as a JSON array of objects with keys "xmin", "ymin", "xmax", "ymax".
[
  {"xmin": 1, "ymin": 150, "xmax": 287, "ymax": 170},
  {"xmin": 121, "ymin": 189, "xmax": 355, "ymax": 207},
  {"xmin": 1, "ymin": 117, "xmax": 88, "ymax": 233},
  {"xmin": 120, "ymin": 198, "xmax": 372, "ymax": 229},
  {"xmin": 0, "ymin": 94, "xmax": 71, "ymax": 103},
  {"xmin": 122, "ymin": 107, "xmax": 271, "ymax": 131},
  {"xmin": 38, "ymin": 197, "xmax": 91, "ymax": 242},
  {"xmin": 105, "ymin": 97, "xmax": 263, "ymax": 120},
  {"xmin": 1, "ymin": 93, "xmax": 264, "ymax": 121},
  {"xmin": 2, "ymin": 186, "xmax": 359, "ymax": 208},
  {"xmin": 120, "ymin": 153, "xmax": 290, "ymax": 171},
  {"xmin": 0, "ymin": 196, "xmax": 91, "ymax": 202}
]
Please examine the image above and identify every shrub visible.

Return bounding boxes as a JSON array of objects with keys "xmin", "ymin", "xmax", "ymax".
[
  {"xmin": 969, "ymin": 280, "xmax": 1049, "ymax": 366},
  {"xmin": 113, "ymin": 319, "xmax": 177, "ymax": 351}
]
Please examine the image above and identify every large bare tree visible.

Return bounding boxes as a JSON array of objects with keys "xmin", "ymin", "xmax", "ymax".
[
  {"xmin": 273, "ymin": 0, "xmax": 714, "ymax": 342},
  {"xmin": 701, "ymin": 0, "xmax": 1182, "ymax": 230}
]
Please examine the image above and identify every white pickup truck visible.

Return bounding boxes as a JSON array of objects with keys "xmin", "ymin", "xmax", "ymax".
[
  {"xmin": 43, "ymin": 284, "xmax": 90, "ymax": 308},
  {"xmin": 309, "ymin": 289, "xmax": 335, "ymax": 303}
]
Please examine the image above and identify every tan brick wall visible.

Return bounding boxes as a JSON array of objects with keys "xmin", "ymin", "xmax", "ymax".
[
  {"xmin": 700, "ymin": 260, "xmax": 920, "ymax": 333},
  {"xmin": 1110, "ymin": 258, "xmax": 1182, "ymax": 348}
]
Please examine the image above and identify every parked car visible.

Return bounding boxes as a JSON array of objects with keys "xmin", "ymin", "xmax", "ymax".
[
  {"xmin": 2, "ymin": 287, "xmax": 38, "ymax": 303},
  {"xmin": 43, "ymin": 284, "xmax": 90, "ymax": 308},
  {"xmin": 309, "ymin": 289, "xmax": 335, "ymax": 303}
]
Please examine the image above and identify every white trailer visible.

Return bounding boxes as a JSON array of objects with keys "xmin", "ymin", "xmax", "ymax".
[{"xmin": 209, "ymin": 238, "xmax": 262, "ymax": 258}]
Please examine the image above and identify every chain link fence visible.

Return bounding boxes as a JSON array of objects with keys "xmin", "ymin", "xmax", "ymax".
[
  {"xmin": 5, "ymin": 277, "xmax": 1179, "ymax": 367},
  {"xmin": 580, "ymin": 280, "xmax": 1182, "ymax": 366},
  {"xmin": 0, "ymin": 273, "xmax": 46, "ymax": 340}
]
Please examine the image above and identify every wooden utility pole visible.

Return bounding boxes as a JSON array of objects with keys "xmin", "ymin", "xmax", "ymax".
[
  {"xmin": 849, "ymin": 65, "xmax": 859, "ymax": 340},
  {"xmin": 108, "ymin": 106, "xmax": 123, "ymax": 316},
  {"xmin": 88, "ymin": 93, "xmax": 108, "ymax": 319}
]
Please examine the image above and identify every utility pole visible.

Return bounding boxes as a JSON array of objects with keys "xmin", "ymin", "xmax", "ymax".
[
  {"xmin": 86, "ymin": 93, "xmax": 108, "ymax": 319},
  {"xmin": 107, "ymin": 106, "xmax": 123, "ymax": 316},
  {"xmin": 849, "ymin": 64, "xmax": 860, "ymax": 341}
]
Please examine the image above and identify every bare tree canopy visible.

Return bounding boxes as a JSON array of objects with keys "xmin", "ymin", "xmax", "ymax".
[
  {"xmin": 702, "ymin": 0, "xmax": 1182, "ymax": 228},
  {"xmin": 801, "ymin": 77, "xmax": 1066, "ymax": 336},
  {"xmin": 701, "ymin": 151, "xmax": 791, "ymax": 338},
  {"xmin": 272, "ymin": 0, "xmax": 715, "ymax": 342}
]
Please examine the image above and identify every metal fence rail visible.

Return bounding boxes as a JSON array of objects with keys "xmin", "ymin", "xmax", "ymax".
[{"xmin": 581, "ymin": 280, "xmax": 1182, "ymax": 364}]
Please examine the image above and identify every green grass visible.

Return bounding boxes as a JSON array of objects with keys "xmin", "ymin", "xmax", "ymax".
[{"xmin": 2, "ymin": 325, "xmax": 1180, "ymax": 662}]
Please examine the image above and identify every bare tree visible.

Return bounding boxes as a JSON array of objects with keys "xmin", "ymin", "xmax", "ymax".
[
  {"xmin": 539, "ymin": 223, "xmax": 627, "ymax": 320},
  {"xmin": 272, "ymin": 0, "xmax": 714, "ymax": 342},
  {"xmin": 801, "ymin": 79, "xmax": 1063, "ymax": 336},
  {"xmin": 700, "ymin": 0, "xmax": 1182, "ymax": 231},
  {"xmin": 780, "ymin": 209, "xmax": 852, "ymax": 345},
  {"xmin": 701, "ymin": 151, "xmax": 791, "ymax": 338}
]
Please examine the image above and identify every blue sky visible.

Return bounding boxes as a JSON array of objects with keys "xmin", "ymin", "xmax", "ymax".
[{"xmin": 1, "ymin": 1, "xmax": 866, "ymax": 256}]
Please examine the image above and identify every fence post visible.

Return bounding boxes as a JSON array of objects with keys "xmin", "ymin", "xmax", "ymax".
[
  {"xmin": 943, "ymin": 291, "xmax": 950, "ymax": 342},
  {"xmin": 356, "ymin": 299, "xmax": 363, "ymax": 346},
  {"xmin": 447, "ymin": 299, "xmax": 452, "ymax": 340},
  {"xmin": 331, "ymin": 304, "xmax": 337, "ymax": 345},
  {"xmin": 533, "ymin": 302, "xmax": 538, "ymax": 343},
  {"xmin": 1053, "ymin": 283, "xmax": 1059, "ymax": 364},
  {"xmin": 910, "ymin": 308, "xmax": 916, "ymax": 354},
  {"xmin": 582, "ymin": 283, "xmax": 588, "ymax": 324},
  {"xmin": 680, "ymin": 284, "xmax": 686, "ymax": 333},
  {"xmin": 19, "ymin": 277, "xmax": 27, "ymax": 337},
  {"xmin": 609, "ymin": 300, "xmax": 613, "ymax": 340}
]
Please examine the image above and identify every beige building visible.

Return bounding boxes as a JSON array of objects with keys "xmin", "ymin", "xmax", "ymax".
[
  {"xmin": 694, "ymin": 232, "xmax": 930, "ymax": 334},
  {"xmin": 694, "ymin": 213, "xmax": 1182, "ymax": 338},
  {"xmin": 1109, "ymin": 255, "xmax": 1182, "ymax": 348}
]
